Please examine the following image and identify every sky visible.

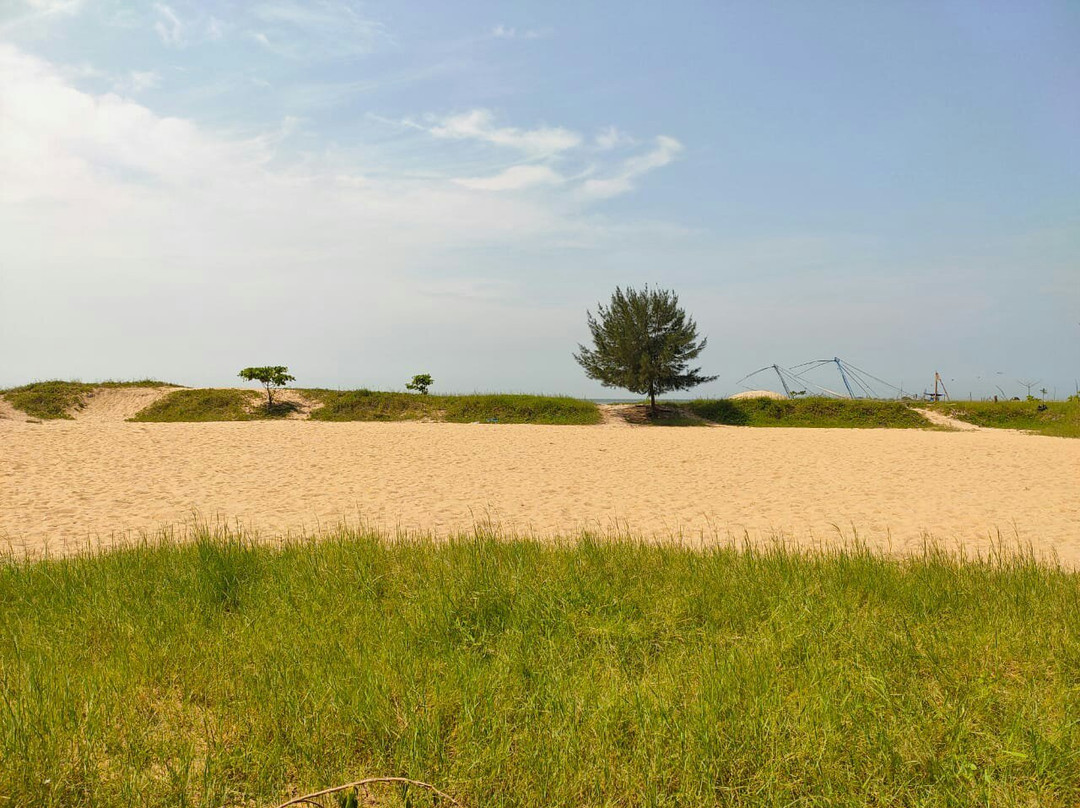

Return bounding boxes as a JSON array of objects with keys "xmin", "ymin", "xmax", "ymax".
[{"xmin": 1, "ymin": 0, "xmax": 1077, "ymax": 399}]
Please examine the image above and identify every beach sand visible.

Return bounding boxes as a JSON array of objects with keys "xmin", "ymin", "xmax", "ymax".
[{"xmin": 2, "ymin": 410, "xmax": 1077, "ymax": 561}]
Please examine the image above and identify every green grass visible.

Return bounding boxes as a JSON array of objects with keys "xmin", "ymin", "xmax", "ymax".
[
  {"xmin": 928, "ymin": 400, "xmax": 1080, "ymax": 438},
  {"xmin": 2, "ymin": 530, "xmax": 1079, "ymax": 807},
  {"xmin": 307, "ymin": 390, "xmax": 601, "ymax": 425},
  {"xmin": 686, "ymin": 396, "xmax": 933, "ymax": 429},
  {"xmin": 128, "ymin": 388, "xmax": 284, "ymax": 422},
  {"xmin": 2, "ymin": 380, "xmax": 177, "ymax": 420}
]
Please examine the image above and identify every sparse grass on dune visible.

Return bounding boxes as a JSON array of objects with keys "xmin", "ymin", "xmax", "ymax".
[
  {"xmin": 1, "ymin": 380, "xmax": 178, "ymax": 420},
  {"xmin": 3, "ymin": 529, "xmax": 1079, "ymax": 807},
  {"xmin": 686, "ymin": 396, "xmax": 934, "ymax": 429},
  {"xmin": 929, "ymin": 400, "xmax": 1080, "ymax": 438},
  {"xmin": 441, "ymin": 393, "xmax": 601, "ymax": 425},
  {"xmin": 127, "ymin": 388, "xmax": 288, "ymax": 422},
  {"xmin": 307, "ymin": 389, "xmax": 602, "ymax": 425}
]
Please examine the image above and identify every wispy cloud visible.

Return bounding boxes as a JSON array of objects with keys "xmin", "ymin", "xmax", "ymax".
[
  {"xmin": 113, "ymin": 69, "xmax": 161, "ymax": 94},
  {"xmin": 491, "ymin": 24, "xmax": 550, "ymax": 40},
  {"xmin": 243, "ymin": 0, "xmax": 390, "ymax": 59},
  {"xmin": 0, "ymin": 42, "xmax": 699, "ymax": 390},
  {"xmin": 428, "ymin": 109, "xmax": 581, "ymax": 156},
  {"xmin": 206, "ymin": 15, "xmax": 225, "ymax": 40},
  {"xmin": 153, "ymin": 3, "xmax": 184, "ymax": 46},
  {"xmin": 595, "ymin": 125, "xmax": 634, "ymax": 151},
  {"xmin": 582, "ymin": 135, "xmax": 683, "ymax": 198},
  {"xmin": 455, "ymin": 164, "xmax": 564, "ymax": 191},
  {"xmin": 1, "ymin": 0, "xmax": 85, "ymax": 35}
]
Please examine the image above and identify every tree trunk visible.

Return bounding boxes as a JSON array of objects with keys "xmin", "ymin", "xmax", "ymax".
[
  {"xmin": 650, "ymin": 388, "xmax": 656, "ymax": 417},
  {"xmin": 265, "ymin": 385, "xmax": 274, "ymax": 411}
]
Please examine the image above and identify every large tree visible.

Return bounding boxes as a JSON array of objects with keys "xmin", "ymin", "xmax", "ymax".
[{"xmin": 574, "ymin": 286, "xmax": 716, "ymax": 415}]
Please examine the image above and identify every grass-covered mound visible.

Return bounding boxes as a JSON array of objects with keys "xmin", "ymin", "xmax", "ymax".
[
  {"xmin": 2, "ymin": 380, "xmax": 177, "ymax": 420},
  {"xmin": 686, "ymin": 395, "xmax": 931, "ymax": 428},
  {"xmin": 128, "ymin": 388, "xmax": 278, "ymax": 422},
  {"xmin": 3, "ymin": 531, "xmax": 1078, "ymax": 807},
  {"xmin": 308, "ymin": 390, "xmax": 601, "ymax": 425},
  {"xmin": 929, "ymin": 400, "xmax": 1080, "ymax": 438}
]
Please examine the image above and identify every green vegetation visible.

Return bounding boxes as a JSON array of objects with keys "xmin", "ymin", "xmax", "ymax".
[
  {"xmin": 406, "ymin": 373, "xmax": 434, "ymax": 395},
  {"xmin": 686, "ymin": 396, "xmax": 933, "ymax": 428},
  {"xmin": 238, "ymin": 365, "xmax": 296, "ymax": 411},
  {"xmin": 929, "ymin": 399, "xmax": 1080, "ymax": 438},
  {"xmin": 1, "ymin": 380, "xmax": 177, "ymax": 420},
  {"xmin": 129, "ymin": 388, "xmax": 265, "ymax": 422},
  {"xmin": 575, "ymin": 285, "xmax": 716, "ymax": 414},
  {"xmin": 3, "ymin": 531, "xmax": 1079, "ymax": 807},
  {"xmin": 308, "ymin": 390, "xmax": 601, "ymax": 425}
]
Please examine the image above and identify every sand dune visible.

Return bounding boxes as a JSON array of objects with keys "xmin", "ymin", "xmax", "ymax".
[
  {"xmin": 1, "ymin": 416, "xmax": 1077, "ymax": 561},
  {"xmin": 73, "ymin": 386, "xmax": 178, "ymax": 422}
]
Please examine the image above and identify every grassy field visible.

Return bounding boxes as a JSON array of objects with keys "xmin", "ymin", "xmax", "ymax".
[
  {"xmin": 2, "ymin": 530, "xmax": 1078, "ymax": 807},
  {"xmin": 2, "ymin": 380, "xmax": 177, "ymax": 420},
  {"xmin": 928, "ymin": 400, "xmax": 1080, "ymax": 438},
  {"xmin": 685, "ymin": 396, "xmax": 933, "ymax": 429},
  {"xmin": 307, "ymin": 390, "xmax": 601, "ymax": 425},
  {"xmin": 129, "ymin": 388, "xmax": 293, "ymax": 422}
]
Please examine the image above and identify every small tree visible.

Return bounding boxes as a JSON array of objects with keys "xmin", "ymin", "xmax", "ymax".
[
  {"xmin": 406, "ymin": 373, "xmax": 434, "ymax": 395},
  {"xmin": 574, "ymin": 286, "xmax": 716, "ymax": 415},
  {"xmin": 238, "ymin": 366, "xmax": 295, "ymax": 411}
]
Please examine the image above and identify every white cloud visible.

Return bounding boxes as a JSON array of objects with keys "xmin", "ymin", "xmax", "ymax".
[
  {"xmin": 0, "ymin": 0, "xmax": 85, "ymax": 35},
  {"xmin": 491, "ymin": 24, "xmax": 549, "ymax": 40},
  {"xmin": 429, "ymin": 109, "xmax": 581, "ymax": 156},
  {"xmin": 114, "ymin": 70, "xmax": 161, "ymax": 94},
  {"xmin": 582, "ymin": 135, "xmax": 683, "ymax": 198},
  {"xmin": 455, "ymin": 164, "xmax": 563, "ymax": 191},
  {"xmin": 153, "ymin": 3, "xmax": 184, "ymax": 46},
  {"xmin": 0, "ymin": 43, "xmax": 695, "ymax": 391},
  {"xmin": 595, "ymin": 125, "xmax": 633, "ymax": 150},
  {"xmin": 244, "ymin": 1, "xmax": 389, "ymax": 58},
  {"xmin": 22, "ymin": 0, "xmax": 84, "ymax": 12},
  {"xmin": 206, "ymin": 16, "xmax": 225, "ymax": 40}
]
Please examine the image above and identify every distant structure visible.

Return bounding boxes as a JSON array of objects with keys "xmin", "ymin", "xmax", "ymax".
[
  {"xmin": 924, "ymin": 372, "xmax": 949, "ymax": 402},
  {"xmin": 736, "ymin": 357, "xmax": 906, "ymax": 400}
]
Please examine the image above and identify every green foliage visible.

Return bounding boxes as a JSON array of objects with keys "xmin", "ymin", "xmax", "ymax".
[
  {"xmin": 929, "ymin": 400, "xmax": 1080, "ymax": 438},
  {"xmin": 129, "ymin": 389, "xmax": 264, "ymax": 422},
  {"xmin": 307, "ymin": 390, "xmax": 601, "ymax": 425},
  {"xmin": 687, "ymin": 396, "xmax": 932, "ymax": 428},
  {"xmin": 441, "ymin": 394, "xmax": 600, "ymax": 424},
  {"xmin": 238, "ymin": 366, "xmax": 296, "ymax": 409},
  {"xmin": 2, "ymin": 380, "xmax": 177, "ymax": 420},
  {"xmin": 406, "ymin": 373, "xmax": 434, "ymax": 395},
  {"xmin": 574, "ymin": 286, "xmax": 716, "ymax": 412},
  {"xmin": 3, "ymin": 531, "xmax": 1079, "ymax": 806}
]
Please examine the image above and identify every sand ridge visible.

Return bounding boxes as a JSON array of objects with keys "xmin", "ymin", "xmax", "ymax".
[
  {"xmin": 1, "ymin": 417, "xmax": 1077, "ymax": 562},
  {"xmin": 73, "ymin": 386, "xmax": 179, "ymax": 422}
]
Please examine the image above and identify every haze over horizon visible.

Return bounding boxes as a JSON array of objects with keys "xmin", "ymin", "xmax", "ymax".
[{"xmin": 1, "ymin": 1, "xmax": 1077, "ymax": 399}]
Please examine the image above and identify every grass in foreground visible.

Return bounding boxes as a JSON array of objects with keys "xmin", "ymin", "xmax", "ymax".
[
  {"xmin": 307, "ymin": 390, "xmax": 601, "ymax": 425},
  {"xmin": 928, "ymin": 400, "xmax": 1080, "ymax": 438},
  {"xmin": 1, "ymin": 380, "xmax": 178, "ymax": 420},
  {"xmin": 2, "ymin": 530, "xmax": 1079, "ymax": 807},
  {"xmin": 686, "ymin": 396, "xmax": 933, "ymax": 429}
]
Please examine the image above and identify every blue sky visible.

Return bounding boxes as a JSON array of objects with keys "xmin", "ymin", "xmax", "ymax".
[{"xmin": 1, "ymin": 0, "xmax": 1077, "ymax": 398}]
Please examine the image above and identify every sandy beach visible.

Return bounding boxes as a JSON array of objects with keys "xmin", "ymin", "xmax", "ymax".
[{"xmin": 2, "ymin": 411, "xmax": 1077, "ymax": 561}]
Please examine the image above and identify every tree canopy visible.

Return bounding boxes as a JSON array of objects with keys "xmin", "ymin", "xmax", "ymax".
[
  {"xmin": 406, "ymin": 374, "xmax": 434, "ymax": 395},
  {"xmin": 574, "ymin": 286, "xmax": 716, "ymax": 413},
  {"xmin": 238, "ymin": 366, "xmax": 295, "ymax": 410}
]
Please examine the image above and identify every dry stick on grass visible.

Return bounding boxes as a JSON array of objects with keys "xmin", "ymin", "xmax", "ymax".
[{"xmin": 275, "ymin": 776, "xmax": 462, "ymax": 807}]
